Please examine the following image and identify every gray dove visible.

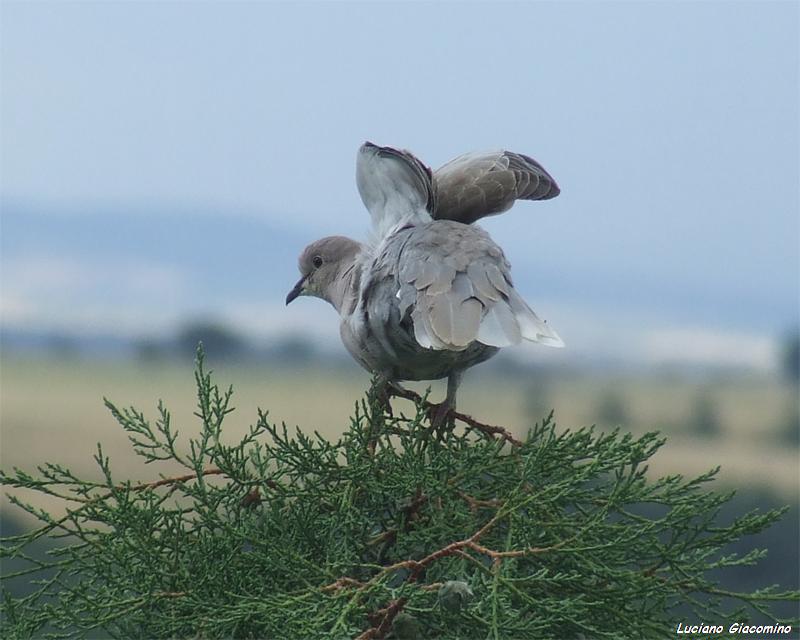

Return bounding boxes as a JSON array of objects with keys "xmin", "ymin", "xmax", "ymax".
[{"xmin": 286, "ymin": 142, "xmax": 563, "ymax": 420}]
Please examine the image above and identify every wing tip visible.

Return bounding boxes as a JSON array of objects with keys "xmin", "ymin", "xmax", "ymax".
[
  {"xmin": 542, "ymin": 180, "xmax": 561, "ymax": 200},
  {"xmin": 515, "ymin": 151, "xmax": 561, "ymax": 200}
]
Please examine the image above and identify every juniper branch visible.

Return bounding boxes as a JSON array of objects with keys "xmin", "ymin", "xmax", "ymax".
[{"xmin": 1, "ymin": 348, "xmax": 797, "ymax": 639}]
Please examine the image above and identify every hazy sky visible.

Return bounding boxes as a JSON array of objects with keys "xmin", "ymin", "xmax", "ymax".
[{"xmin": 1, "ymin": 1, "xmax": 798, "ymax": 368}]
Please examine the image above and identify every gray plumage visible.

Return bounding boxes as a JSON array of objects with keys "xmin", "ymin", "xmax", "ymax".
[
  {"xmin": 433, "ymin": 150, "xmax": 559, "ymax": 224},
  {"xmin": 287, "ymin": 142, "xmax": 563, "ymax": 414}
]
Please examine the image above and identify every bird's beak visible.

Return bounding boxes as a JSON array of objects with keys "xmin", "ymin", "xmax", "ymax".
[{"xmin": 285, "ymin": 276, "xmax": 307, "ymax": 305}]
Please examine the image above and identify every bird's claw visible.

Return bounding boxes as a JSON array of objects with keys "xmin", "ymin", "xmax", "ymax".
[
  {"xmin": 426, "ymin": 401, "xmax": 455, "ymax": 432},
  {"xmin": 368, "ymin": 379, "xmax": 396, "ymax": 418}
]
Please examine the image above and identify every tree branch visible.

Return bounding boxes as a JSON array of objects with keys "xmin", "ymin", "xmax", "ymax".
[{"xmin": 388, "ymin": 386, "xmax": 523, "ymax": 446}]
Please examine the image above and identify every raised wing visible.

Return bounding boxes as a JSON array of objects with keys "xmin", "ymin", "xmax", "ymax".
[
  {"xmin": 394, "ymin": 222, "xmax": 563, "ymax": 350},
  {"xmin": 355, "ymin": 142, "xmax": 436, "ymax": 239},
  {"xmin": 433, "ymin": 150, "xmax": 559, "ymax": 224}
]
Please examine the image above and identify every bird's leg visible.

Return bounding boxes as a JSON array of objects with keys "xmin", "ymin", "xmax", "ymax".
[
  {"xmin": 445, "ymin": 371, "xmax": 462, "ymax": 410},
  {"xmin": 368, "ymin": 375, "xmax": 396, "ymax": 419},
  {"xmin": 427, "ymin": 371, "xmax": 462, "ymax": 432},
  {"xmin": 386, "ymin": 380, "xmax": 408, "ymax": 401},
  {"xmin": 365, "ymin": 375, "xmax": 397, "ymax": 455}
]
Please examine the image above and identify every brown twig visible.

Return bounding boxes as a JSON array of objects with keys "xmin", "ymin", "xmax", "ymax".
[
  {"xmin": 366, "ymin": 489, "xmax": 504, "ymax": 556},
  {"xmin": 124, "ymin": 467, "xmax": 225, "ymax": 492},
  {"xmin": 240, "ymin": 487, "xmax": 262, "ymax": 509},
  {"xmin": 356, "ymin": 597, "xmax": 408, "ymax": 640},
  {"xmin": 458, "ymin": 490, "xmax": 503, "ymax": 512},
  {"xmin": 120, "ymin": 469, "xmax": 279, "ymax": 502},
  {"xmin": 388, "ymin": 386, "xmax": 523, "ymax": 447},
  {"xmin": 321, "ymin": 577, "xmax": 367, "ymax": 593},
  {"xmin": 344, "ymin": 508, "xmax": 565, "ymax": 639},
  {"xmin": 366, "ymin": 529, "xmax": 397, "ymax": 548}
]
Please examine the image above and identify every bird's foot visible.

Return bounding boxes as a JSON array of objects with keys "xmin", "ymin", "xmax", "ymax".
[
  {"xmin": 426, "ymin": 400, "xmax": 456, "ymax": 434},
  {"xmin": 368, "ymin": 379, "xmax": 396, "ymax": 419}
]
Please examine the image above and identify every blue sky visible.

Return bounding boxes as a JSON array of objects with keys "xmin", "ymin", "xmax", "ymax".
[{"xmin": 1, "ymin": 1, "xmax": 797, "ymax": 369}]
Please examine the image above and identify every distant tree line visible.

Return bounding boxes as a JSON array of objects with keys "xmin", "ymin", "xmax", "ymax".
[{"xmin": 135, "ymin": 320, "xmax": 321, "ymax": 364}]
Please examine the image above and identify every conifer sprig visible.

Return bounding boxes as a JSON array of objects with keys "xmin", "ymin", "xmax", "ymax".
[{"xmin": 1, "ymin": 348, "xmax": 797, "ymax": 639}]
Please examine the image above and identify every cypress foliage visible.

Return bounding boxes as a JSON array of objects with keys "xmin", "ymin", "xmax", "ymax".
[{"xmin": 1, "ymin": 350, "xmax": 797, "ymax": 639}]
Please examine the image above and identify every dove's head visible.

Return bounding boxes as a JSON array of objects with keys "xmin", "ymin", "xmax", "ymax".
[{"xmin": 286, "ymin": 236, "xmax": 362, "ymax": 312}]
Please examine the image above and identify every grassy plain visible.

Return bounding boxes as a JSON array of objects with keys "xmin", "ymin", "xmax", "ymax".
[{"xmin": 1, "ymin": 356, "xmax": 798, "ymax": 525}]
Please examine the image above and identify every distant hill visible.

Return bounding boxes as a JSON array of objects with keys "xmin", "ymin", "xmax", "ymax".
[
  {"xmin": 1, "ymin": 203, "xmax": 305, "ymax": 303},
  {"xmin": 1, "ymin": 203, "xmax": 794, "ymax": 372}
]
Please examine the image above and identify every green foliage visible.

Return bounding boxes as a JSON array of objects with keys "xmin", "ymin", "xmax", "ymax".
[{"xmin": 1, "ymin": 350, "xmax": 798, "ymax": 639}]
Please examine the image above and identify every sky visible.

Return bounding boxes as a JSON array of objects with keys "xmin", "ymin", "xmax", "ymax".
[{"xmin": 1, "ymin": 1, "xmax": 798, "ymax": 370}]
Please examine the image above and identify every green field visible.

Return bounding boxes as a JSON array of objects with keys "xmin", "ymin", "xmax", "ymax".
[{"xmin": 1, "ymin": 356, "xmax": 798, "ymax": 524}]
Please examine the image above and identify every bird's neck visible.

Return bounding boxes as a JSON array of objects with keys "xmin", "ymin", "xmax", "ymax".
[{"xmin": 327, "ymin": 259, "xmax": 362, "ymax": 316}]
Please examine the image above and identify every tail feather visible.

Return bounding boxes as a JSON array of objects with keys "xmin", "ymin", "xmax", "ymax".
[{"xmin": 507, "ymin": 290, "xmax": 564, "ymax": 347}]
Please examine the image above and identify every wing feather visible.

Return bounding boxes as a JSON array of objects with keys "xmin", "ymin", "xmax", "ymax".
[
  {"xmin": 356, "ymin": 142, "xmax": 435, "ymax": 238},
  {"xmin": 394, "ymin": 221, "xmax": 562, "ymax": 352},
  {"xmin": 506, "ymin": 288, "xmax": 565, "ymax": 347},
  {"xmin": 433, "ymin": 150, "xmax": 559, "ymax": 224}
]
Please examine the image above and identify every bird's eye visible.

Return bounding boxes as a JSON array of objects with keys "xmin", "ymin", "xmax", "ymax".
[{"xmin": 312, "ymin": 255, "xmax": 323, "ymax": 268}]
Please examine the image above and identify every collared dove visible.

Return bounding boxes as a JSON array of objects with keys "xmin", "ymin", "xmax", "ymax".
[{"xmin": 286, "ymin": 142, "xmax": 563, "ymax": 419}]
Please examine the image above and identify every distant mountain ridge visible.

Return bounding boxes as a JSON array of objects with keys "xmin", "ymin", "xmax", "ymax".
[
  {"xmin": 1, "ymin": 204, "xmax": 793, "ymax": 372},
  {"xmin": 1, "ymin": 203, "xmax": 305, "ymax": 301}
]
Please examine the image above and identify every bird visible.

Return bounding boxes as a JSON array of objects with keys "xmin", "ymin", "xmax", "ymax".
[{"xmin": 286, "ymin": 142, "xmax": 564, "ymax": 423}]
